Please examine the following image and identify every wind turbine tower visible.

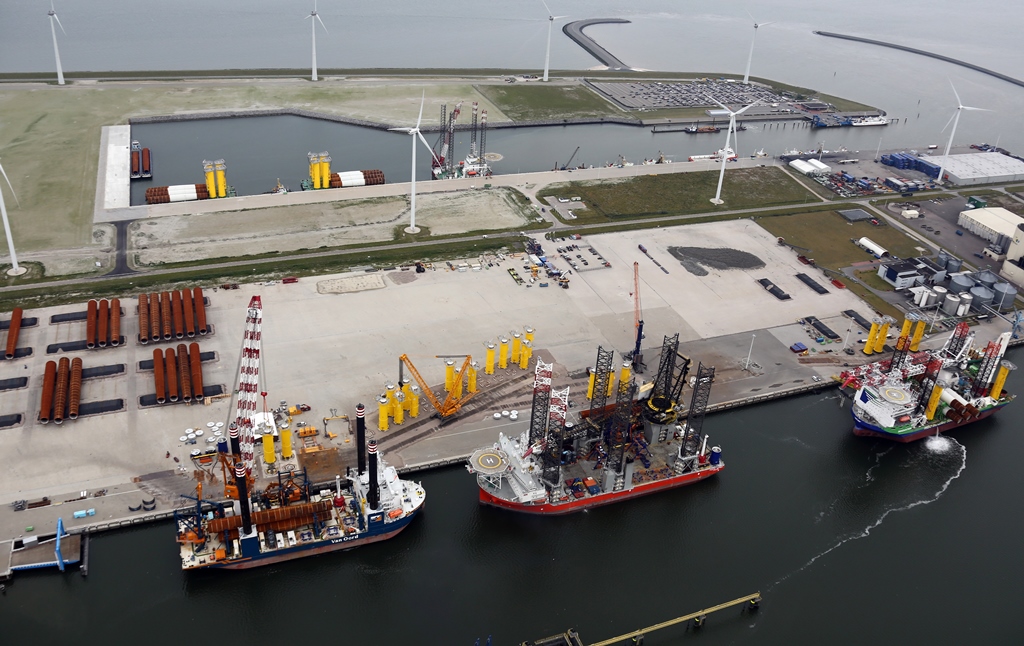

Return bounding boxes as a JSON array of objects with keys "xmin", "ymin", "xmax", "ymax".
[
  {"xmin": 542, "ymin": 1, "xmax": 568, "ymax": 82},
  {"xmin": 48, "ymin": 1, "xmax": 66, "ymax": 86},
  {"xmin": 0, "ymin": 159, "xmax": 27, "ymax": 276},
  {"xmin": 742, "ymin": 12, "xmax": 773, "ymax": 85},
  {"xmin": 708, "ymin": 98, "xmax": 757, "ymax": 205},
  {"xmin": 937, "ymin": 81, "xmax": 990, "ymax": 185},
  {"xmin": 307, "ymin": 1, "xmax": 329, "ymax": 81},
  {"xmin": 390, "ymin": 94, "xmax": 443, "ymax": 234}
]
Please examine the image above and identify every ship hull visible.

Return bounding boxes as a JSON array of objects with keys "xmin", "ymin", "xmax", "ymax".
[
  {"xmin": 851, "ymin": 402, "xmax": 1009, "ymax": 443},
  {"xmin": 478, "ymin": 465, "xmax": 723, "ymax": 515},
  {"xmin": 185, "ymin": 511, "xmax": 419, "ymax": 571}
]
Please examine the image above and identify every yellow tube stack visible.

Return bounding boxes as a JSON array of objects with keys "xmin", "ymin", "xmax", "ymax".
[
  {"xmin": 910, "ymin": 320, "xmax": 927, "ymax": 351},
  {"xmin": 925, "ymin": 382, "xmax": 945, "ymax": 420},
  {"xmin": 319, "ymin": 152, "xmax": 331, "ymax": 188},
  {"xmin": 309, "ymin": 152, "xmax": 321, "ymax": 189},
  {"xmin": 409, "ymin": 385, "xmax": 421, "ymax": 418},
  {"xmin": 393, "ymin": 392, "xmax": 405, "ymax": 425},
  {"xmin": 378, "ymin": 396, "xmax": 390, "ymax": 431},
  {"xmin": 445, "ymin": 360, "xmax": 456, "ymax": 392},
  {"xmin": 511, "ymin": 333, "xmax": 522, "ymax": 363},
  {"xmin": 467, "ymin": 362, "xmax": 478, "ymax": 393},
  {"xmin": 990, "ymin": 361, "xmax": 1015, "ymax": 400},
  {"xmin": 863, "ymin": 320, "xmax": 880, "ymax": 356},
  {"xmin": 203, "ymin": 160, "xmax": 216, "ymax": 197},
  {"xmin": 262, "ymin": 433, "xmax": 276, "ymax": 465},
  {"xmin": 499, "ymin": 338, "xmax": 509, "ymax": 369},
  {"xmin": 518, "ymin": 340, "xmax": 530, "ymax": 369},
  {"xmin": 587, "ymin": 369, "xmax": 596, "ymax": 400},
  {"xmin": 280, "ymin": 427, "xmax": 293, "ymax": 459},
  {"xmin": 873, "ymin": 317, "xmax": 893, "ymax": 354},
  {"xmin": 215, "ymin": 159, "xmax": 227, "ymax": 198},
  {"xmin": 485, "ymin": 343, "xmax": 496, "ymax": 375}
]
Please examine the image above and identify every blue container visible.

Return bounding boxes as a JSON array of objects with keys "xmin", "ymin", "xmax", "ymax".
[
  {"xmin": 709, "ymin": 447, "xmax": 722, "ymax": 465},
  {"xmin": 217, "ymin": 437, "xmax": 229, "ymax": 453}
]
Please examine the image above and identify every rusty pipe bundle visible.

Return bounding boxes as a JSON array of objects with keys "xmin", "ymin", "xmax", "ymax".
[
  {"xmin": 86, "ymin": 300, "xmax": 97, "ymax": 349},
  {"xmin": 182, "ymin": 289, "xmax": 195, "ymax": 337},
  {"xmin": 138, "ymin": 294, "xmax": 150, "ymax": 345},
  {"xmin": 39, "ymin": 360, "xmax": 57, "ymax": 424},
  {"xmin": 54, "ymin": 357, "xmax": 70, "ymax": 424},
  {"xmin": 177, "ymin": 343, "xmax": 192, "ymax": 403},
  {"xmin": 149, "ymin": 292, "xmax": 161, "ymax": 342},
  {"xmin": 189, "ymin": 342, "xmax": 204, "ymax": 399},
  {"xmin": 110, "ymin": 298, "xmax": 121, "ymax": 347},
  {"xmin": 97, "ymin": 299, "xmax": 109, "ymax": 348},
  {"xmin": 68, "ymin": 357, "xmax": 83, "ymax": 420},
  {"xmin": 194, "ymin": 287, "xmax": 208, "ymax": 335},
  {"xmin": 165, "ymin": 348, "xmax": 179, "ymax": 402},
  {"xmin": 160, "ymin": 291, "xmax": 172, "ymax": 341},
  {"xmin": 4, "ymin": 307, "xmax": 23, "ymax": 359},
  {"xmin": 153, "ymin": 348, "xmax": 166, "ymax": 404},
  {"xmin": 171, "ymin": 290, "xmax": 184, "ymax": 339}
]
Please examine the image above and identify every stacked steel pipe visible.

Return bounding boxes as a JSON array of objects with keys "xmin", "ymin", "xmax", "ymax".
[
  {"xmin": 86, "ymin": 300, "xmax": 97, "ymax": 349},
  {"xmin": 190, "ymin": 342, "xmax": 204, "ymax": 399},
  {"xmin": 144, "ymin": 184, "xmax": 210, "ymax": 205},
  {"xmin": 110, "ymin": 298, "xmax": 121, "ymax": 346},
  {"xmin": 194, "ymin": 287, "xmax": 208, "ymax": 335},
  {"xmin": 68, "ymin": 357, "xmax": 83, "ymax": 420},
  {"xmin": 138, "ymin": 294, "xmax": 149, "ymax": 345},
  {"xmin": 177, "ymin": 343, "xmax": 192, "ymax": 403},
  {"xmin": 182, "ymin": 289, "xmax": 196, "ymax": 337},
  {"xmin": 4, "ymin": 307, "xmax": 23, "ymax": 359},
  {"xmin": 153, "ymin": 349, "xmax": 165, "ymax": 404},
  {"xmin": 39, "ymin": 360, "xmax": 57, "ymax": 423},
  {"xmin": 327, "ymin": 169, "xmax": 386, "ymax": 188},
  {"xmin": 160, "ymin": 291, "xmax": 172, "ymax": 341},
  {"xmin": 171, "ymin": 290, "xmax": 184, "ymax": 339},
  {"xmin": 165, "ymin": 348, "xmax": 179, "ymax": 402},
  {"xmin": 54, "ymin": 357, "xmax": 70, "ymax": 424},
  {"xmin": 97, "ymin": 299, "xmax": 110, "ymax": 348},
  {"xmin": 148, "ymin": 293, "xmax": 161, "ymax": 342}
]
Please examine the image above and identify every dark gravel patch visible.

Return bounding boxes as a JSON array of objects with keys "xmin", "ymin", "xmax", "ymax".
[{"xmin": 667, "ymin": 246, "xmax": 766, "ymax": 276}]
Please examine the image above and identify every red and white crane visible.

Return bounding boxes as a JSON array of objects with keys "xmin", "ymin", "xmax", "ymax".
[{"xmin": 232, "ymin": 295, "xmax": 266, "ymax": 475}]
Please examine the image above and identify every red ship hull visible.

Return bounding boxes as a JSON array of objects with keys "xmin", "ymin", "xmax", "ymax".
[{"xmin": 478, "ymin": 465, "xmax": 724, "ymax": 515}]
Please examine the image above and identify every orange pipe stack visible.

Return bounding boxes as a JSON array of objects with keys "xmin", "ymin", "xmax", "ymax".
[
  {"xmin": 4, "ymin": 307, "xmax": 23, "ymax": 359},
  {"xmin": 110, "ymin": 298, "xmax": 121, "ymax": 347},
  {"xmin": 39, "ymin": 360, "xmax": 57, "ymax": 423},
  {"xmin": 177, "ymin": 343, "xmax": 192, "ymax": 402},
  {"xmin": 68, "ymin": 357, "xmax": 83, "ymax": 420},
  {"xmin": 54, "ymin": 357, "xmax": 70, "ymax": 424},
  {"xmin": 165, "ymin": 348, "xmax": 179, "ymax": 402},
  {"xmin": 138, "ymin": 294, "xmax": 150, "ymax": 345},
  {"xmin": 148, "ymin": 293, "xmax": 160, "ymax": 342},
  {"xmin": 182, "ymin": 289, "xmax": 196, "ymax": 337},
  {"xmin": 189, "ymin": 342, "xmax": 203, "ymax": 399},
  {"xmin": 153, "ymin": 349, "xmax": 165, "ymax": 404},
  {"xmin": 160, "ymin": 291, "xmax": 172, "ymax": 341},
  {"xmin": 97, "ymin": 299, "xmax": 109, "ymax": 348},
  {"xmin": 194, "ymin": 287, "xmax": 208, "ymax": 335},
  {"xmin": 171, "ymin": 290, "xmax": 184, "ymax": 339},
  {"xmin": 86, "ymin": 300, "xmax": 97, "ymax": 349}
]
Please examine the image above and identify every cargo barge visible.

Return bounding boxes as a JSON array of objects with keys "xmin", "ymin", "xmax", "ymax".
[
  {"xmin": 141, "ymin": 146, "xmax": 152, "ymax": 178},
  {"xmin": 839, "ymin": 321, "xmax": 1015, "ymax": 442},
  {"xmin": 130, "ymin": 141, "xmax": 142, "ymax": 180},
  {"xmin": 688, "ymin": 147, "xmax": 736, "ymax": 162},
  {"xmin": 467, "ymin": 335, "xmax": 723, "ymax": 515}
]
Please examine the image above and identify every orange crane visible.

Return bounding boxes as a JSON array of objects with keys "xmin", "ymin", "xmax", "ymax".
[
  {"xmin": 399, "ymin": 354, "xmax": 480, "ymax": 418},
  {"xmin": 630, "ymin": 261, "xmax": 645, "ymax": 372}
]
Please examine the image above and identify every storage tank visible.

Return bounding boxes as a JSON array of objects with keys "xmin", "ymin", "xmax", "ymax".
[
  {"xmin": 913, "ymin": 288, "xmax": 927, "ymax": 306},
  {"xmin": 941, "ymin": 293, "xmax": 961, "ymax": 315},
  {"xmin": 922, "ymin": 289, "xmax": 937, "ymax": 308},
  {"xmin": 958, "ymin": 292, "xmax": 973, "ymax": 312},
  {"xmin": 975, "ymin": 270, "xmax": 999, "ymax": 289},
  {"xmin": 993, "ymin": 282, "xmax": 1017, "ymax": 311},
  {"xmin": 936, "ymin": 250, "xmax": 950, "ymax": 268},
  {"xmin": 928, "ymin": 286, "xmax": 946, "ymax": 308},
  {"xmin": 957, "ymin": 301, "xmax": 970, "ymax": 317},
  {"xmin": 949, "ymin": 274, "xmax": 973, "ymax": 293},
  {"xmin": 945, "ymin": 256, "xmax": 963, "ymax": 273},
  {"xmin": 969, "ymin": 285, "xmax": 994, "ymax": 308}
]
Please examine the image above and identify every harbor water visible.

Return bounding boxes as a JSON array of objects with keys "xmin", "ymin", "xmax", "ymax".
[{"xmin": 2, "ymin": 351, "xmax": 1021, "ymax": 643}]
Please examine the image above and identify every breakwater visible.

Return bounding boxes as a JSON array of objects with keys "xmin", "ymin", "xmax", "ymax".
[
  {"xmin": 563, "ymin": 19, "xmax": 633, "ymax": 70},
  {"xmin": 814, "ymin": 31, "xmax": 1024, "ymax": 90}
]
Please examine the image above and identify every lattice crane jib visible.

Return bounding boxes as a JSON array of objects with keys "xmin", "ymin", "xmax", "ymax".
[
  {"xmin": 469, "ymin": 102, "xmax": 479, "ymax": 157},
  {"xmin": 644, "ymin": 334, "xmax": 682, "ymax": 422},
  {"xmin": 233, "ymin": 296, "xmax": 264, "ymax": 475},
  {"xmin": 605, "ymin": 379, "xmax": 636, "ymax": 475},
  {"xmin": 587, "ymin": 346, "xmax": 615, "ymax": 432},
  {"xmin": 479, "ymin": 110, "xmax": 488, "ymax": 160},
  {"xmin": 973, "ymin": 341, "xmax": 1002, "ymax": 397},
  {"xmin": 884, "ymin": 335, "xmax": 911, "ymax": 374},
  {"xmin": 528, "ymin": 360, "xmax": 554, "ymax": 446},
  {"xmin": 682, "ymin": 363, "xmax": 715, "ymax": 456},
  {"xmin": 541, "ymin": 385, "xmax": 571, "ymax": 488}
]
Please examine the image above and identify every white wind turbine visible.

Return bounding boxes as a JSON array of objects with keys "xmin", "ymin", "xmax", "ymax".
[
  {"xmin": 48, "ymin": 1, "xmax": 67, "ymax": 86},
  {"xmin": 390, "ymin": 93, "xmax": 442, "ymax": 234},
  {"xmin": 937, "ymin": 81, "xmax": 990, "ymax": 185},
  {"xmin": 0, "ymin": 159, "xmax": 27, "ymax": 276},
  {"xmin": 541, "ymin": 0, "xmax": 568, "ymax": 82},
  {"xmin": 306, "ymin": 0, "xmax": 329, "ymax": 81},
  {"xmin": 742, "ymin": 12, "xmax": 773, "ymax": 85},
  {"xmin": 708, "ymin": 98, "xmax": 757, "ymax": 205}
]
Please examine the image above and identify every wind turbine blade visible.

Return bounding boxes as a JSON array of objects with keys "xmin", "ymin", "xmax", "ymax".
[
  {"xmin": 541, "ymin": 0, "xmax": 552, "ymax": 17},
  {"xmin": 0, "ymin": 162, "xmax": 20, "ymax": 208},
  {"xmin": 53, "ymin": 13, "xmax": 66, "ymax": 36},
  {"xmin": 416, "ymin": 91, "xmax": 425, "ymax": 129},
  {"xmin": 736, "ymin": 102, "xmax": 758, "ymax": 115},
  {"xmin": 758, "ymin": 21, "xmax": 775, "ymax": 27},
  {"xmin": 553, "ymin": 15, "xmax": 569, "ymax": 20},
  {"xmin": 306, "ymin": 13, "xmax": 312, "ymax": 19},
  {"xmin": 706, "ymin": 95, "xmax": 730, "ymax": 113},
  {"xmin": 947, "ymin": 78, "xmax": 963, "ymax": 108},
  {"xmin": 417, "ymin": 131, "xmax": 441, "ymax": 166},
  {"xmin": 316, "ymin": 13, "xmax": 328, "ymax": 33},
  {"xmin": 746, "ymin": 10, "xmax": 756, "ymax": 24},
  {"xmin": 939, "ymin": 110, "xmax": 956, "ymax": 134},
  {"xmin": 961, "ymin": 106, "xmax": 991, "ymax": 112},
  {"xmin": 388, "ymin": 127, "xmax": 413, "ymax": 133}
]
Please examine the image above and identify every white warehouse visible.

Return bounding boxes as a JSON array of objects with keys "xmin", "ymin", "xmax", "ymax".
[{"xmin": 957, "ymin": 207, "xmax": 1024, "ymax": 244}]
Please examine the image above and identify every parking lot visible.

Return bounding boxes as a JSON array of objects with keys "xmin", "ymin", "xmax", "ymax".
[{"xmin": 589, "ymin": 79, "xmax": 791, "ymax": 111}]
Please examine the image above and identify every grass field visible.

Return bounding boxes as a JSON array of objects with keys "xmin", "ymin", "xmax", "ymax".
[
  {"xmin": 954, "ymin": 190, "xmax": 1024, "ymax": 216},
  {"xmin": 474, "ymin": 84, "xmax": 625, "ymax": 122},
  {"xmin": 537, "ymin": 166, "xmax": 818, "ymax": 223}
]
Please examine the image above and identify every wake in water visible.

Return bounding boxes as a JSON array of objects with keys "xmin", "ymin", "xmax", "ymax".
[
  {"xmin": 815, "ymin": 445, "xmax": 893, "ymax": 524},
  {"xmin": 774, "ymin": 436, "xmax": 966, "ymax": 590}
]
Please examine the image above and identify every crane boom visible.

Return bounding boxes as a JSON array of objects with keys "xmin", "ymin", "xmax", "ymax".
[
  {"xmin": 632, "ymin": 262, "xmax": 645, "ymax": 371},
  {"xmin": 399, "ymin": 354, "xmax": 480, "ymax": 418}
]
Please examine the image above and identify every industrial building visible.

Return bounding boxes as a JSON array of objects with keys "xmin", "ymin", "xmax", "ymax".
[
  {"xmin": 854, "ymin": 237, "xmax": 889, "ymax": 258},
  {"xmin": 789, "ymin": 158, "xmax": 831, "ymax": 176},
  {"xmin": 926, "ymin": 152, "xmax": 1024, "ymax": 185},
  {"xmin": 957, "ymin": 207, "xmax": 1024, "ymax": 245},
  {"xmin": 877, "ymin": 259, "xmax": 923, "ymax": 289},
  {"xmin": 999, "ymin": 222, "xmax": 1024, "ymax": 286}
]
